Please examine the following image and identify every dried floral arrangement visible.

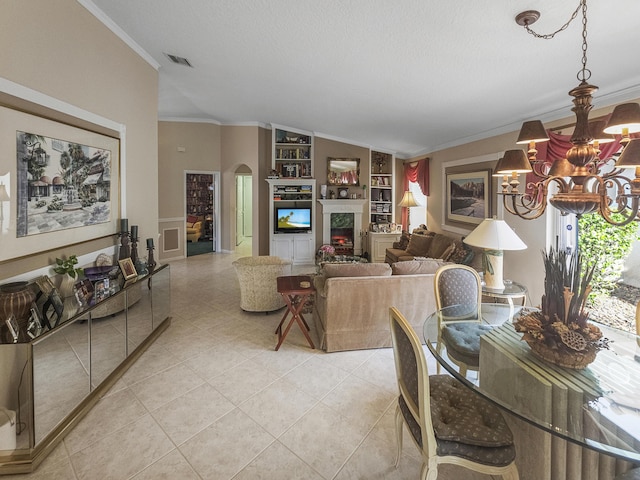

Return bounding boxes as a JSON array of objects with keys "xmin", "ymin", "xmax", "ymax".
[{"xmin": 513, "ymin": 247, "xmax": 609, "ymax": 369}]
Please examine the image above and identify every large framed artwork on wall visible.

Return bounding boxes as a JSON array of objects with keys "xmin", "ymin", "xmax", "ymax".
[
  {"xmin": 446, "ymin": 169, "xmax": 490, "ymax": 225},
  {"xmin": 0, "ymin": 106, "xmax": 120, "ymax": 262}
]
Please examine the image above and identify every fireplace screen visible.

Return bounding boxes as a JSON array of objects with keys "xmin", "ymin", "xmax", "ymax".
[{"xmin": 330, "ymin": 213, "xmax": 354, "ymax": 255}]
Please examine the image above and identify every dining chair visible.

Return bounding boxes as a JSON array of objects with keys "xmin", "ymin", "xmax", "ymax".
[
  {"xmin": 389, "ymin": 307, "xmax": 519, "ymax": 480},
  {"xmin": 433, "ymin": 264, "xmax": 489, "ymax": 375}
]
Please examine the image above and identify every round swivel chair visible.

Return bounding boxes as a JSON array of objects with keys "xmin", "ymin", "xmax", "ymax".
[{"xmin": 233, "ymin": 256, "xmax": 292, "ymax": 312}]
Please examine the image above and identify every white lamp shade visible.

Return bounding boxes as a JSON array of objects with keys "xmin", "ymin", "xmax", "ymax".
[
  {"xmin": 398, "ymin": 191, "xmax": 420, "ymax": 207},
  {"xmin": 463, "ymin": 217, "xmax": 527, "ymax": 251}
]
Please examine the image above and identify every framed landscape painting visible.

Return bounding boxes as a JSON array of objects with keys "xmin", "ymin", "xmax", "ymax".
[
  {"xmin": 0, "ymin": 106, "xmax": 120, "ymax": 261},
  {"xmin": 446, "ymin": 169, "xmax": 490, "ymax": 225}
]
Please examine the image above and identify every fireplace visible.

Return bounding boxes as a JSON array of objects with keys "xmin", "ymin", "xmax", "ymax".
[
  {"xmin": 331, "ymin": 213, "xmax": 355, "ymax": 255},
  {"xmin": 318, "ymin": 199, "xmax": 367, "ymax": 255}
]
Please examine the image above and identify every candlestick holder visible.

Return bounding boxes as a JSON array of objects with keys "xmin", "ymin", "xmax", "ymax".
[
  {"xmin": 147, "ymin": 245, "xmax": 157, "ymax": 273},
  {"xmin": 119, "ymin": 230, "xmax": 131, "ymax": 260},
  {"xmin": 130, "ymin": 236, "xmax": 147, "ymax": 274},
  {"xmin": 131, "ymin": 235, "xmax": 139, "ymax": 265}
]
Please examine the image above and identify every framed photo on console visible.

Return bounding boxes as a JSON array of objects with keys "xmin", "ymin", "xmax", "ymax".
[
  {"xmin": 118, "ymin": 258, "xmax": 137, "ymax": 280},
  {"xmin": 5, "ymin": 314, "xmax": 19, "ymax": 342}
]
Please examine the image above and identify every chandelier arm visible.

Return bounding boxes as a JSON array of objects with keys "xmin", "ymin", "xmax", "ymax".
[
  {"xmin": 598, "ymin": 197, "xmax": 639, "ymax": 226},
  {"xmin": 592, "ymin": 174, "xmax": 640, "ymax": 224},
  {"xmin": 500, "ymin": 179, "xmax": 555, "ymax": 220}
]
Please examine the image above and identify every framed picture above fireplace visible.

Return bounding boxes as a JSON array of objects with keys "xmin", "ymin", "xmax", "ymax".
[{"xmin": 327, "ymin": 158, "xmax": 360, "ymax": 186}]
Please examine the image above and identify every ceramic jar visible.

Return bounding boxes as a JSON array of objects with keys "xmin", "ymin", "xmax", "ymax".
[{"xmin": 0, "ymin": 281, "xmax": 36, "ymax": 326}]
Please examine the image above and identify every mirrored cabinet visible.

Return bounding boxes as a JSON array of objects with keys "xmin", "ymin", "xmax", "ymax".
[{"xmin": 0, "ymin": 265, "xmax": 171, "ymax": 475}]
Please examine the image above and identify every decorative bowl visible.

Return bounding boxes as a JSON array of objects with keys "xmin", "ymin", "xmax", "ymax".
[{"xmin": 84, "ymin": 266, "xmax": 115, "ymax": 281}]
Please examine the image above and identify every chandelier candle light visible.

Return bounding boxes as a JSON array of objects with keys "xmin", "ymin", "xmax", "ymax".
[
  {"xmin": 463, "ymin": 217, "xmax": 527, "ymax": 290},
  {"xmin": 499, "ymin": 0, "xmax": 640, "ymax": 226}
]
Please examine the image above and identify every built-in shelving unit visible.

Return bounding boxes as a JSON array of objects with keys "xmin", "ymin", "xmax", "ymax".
[
  {"xmin": 266, "ymin": 178, "xmax": 316, "ymax": 264},
  {"xmin": 271, "ymin": 125, "xmax": 313, "ymax": 179},
  {"xmin": 369, "ymin": 151, "xmax": 395, "ymax": 225},
  {"xmin": 186, "ymin": 173, "xmax": 213, "ymax": 217}
]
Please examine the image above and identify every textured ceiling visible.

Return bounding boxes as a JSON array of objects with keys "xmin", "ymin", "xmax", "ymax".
[{"xmin": 83, "ymin": 0, "xmax": 640, "ymax": 158}]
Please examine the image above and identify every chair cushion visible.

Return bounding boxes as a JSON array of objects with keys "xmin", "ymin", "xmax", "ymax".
[
  {"xmin": 441, "ymin": 323, "xmax": 492, "ymax": 367},
  {"xmin": 405, "ymin": 234, "xmax": 433, "ymax": 256},
  {"xmin": 397, "ymin": 381, "xmax": 516, "ymax": 467},
  {"xmin": 429, "ymin": 375, "xmax": 513, "ymax": 448}
]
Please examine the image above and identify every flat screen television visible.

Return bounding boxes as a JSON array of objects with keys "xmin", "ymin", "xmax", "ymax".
[{"xmin": 275, "ymin": 207, "xmax": 312, "ymax": 233}]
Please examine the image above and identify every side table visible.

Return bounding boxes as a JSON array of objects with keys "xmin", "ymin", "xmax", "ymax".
[
  {"xmin": 482, "ymin": 280, "xmax": 527, "ymax": 318},
  {"xmin": 275, "ymin": 275, "xmax": 316, "ymax": 351}
]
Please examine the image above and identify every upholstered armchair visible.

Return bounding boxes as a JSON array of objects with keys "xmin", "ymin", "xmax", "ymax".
[
  {"xmin": 186, "ymin": 216, "xmax": 203, "ymax": 242},
  {"xmin": 233, "ymin": 256, "xmax": 292, "ymax": 312}
]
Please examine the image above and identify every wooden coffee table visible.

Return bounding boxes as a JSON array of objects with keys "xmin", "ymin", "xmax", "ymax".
[{"xmin": 275, "ymin": 275, "xmax": 316, "ymax": 351}]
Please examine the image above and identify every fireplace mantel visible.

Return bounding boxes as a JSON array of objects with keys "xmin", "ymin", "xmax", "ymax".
[{"xmin": 318, "ymin": 199, "xmax": 368, "ymax": 255}]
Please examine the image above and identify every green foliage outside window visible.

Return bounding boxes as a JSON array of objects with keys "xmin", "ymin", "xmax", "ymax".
[{"xmin": 577, "ymin": 213, "xmax": 639, "ymax": 296}]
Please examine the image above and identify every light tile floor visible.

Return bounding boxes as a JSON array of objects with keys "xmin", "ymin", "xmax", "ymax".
[{"xmin": 8, "ymin": 244, "xmax": 492, "ymax": 479}]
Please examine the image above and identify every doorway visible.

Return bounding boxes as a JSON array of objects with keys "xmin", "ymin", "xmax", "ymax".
[
  {"xmin": 235, "ymin": 172, "xmax": 252, "ymax": 249},
  {"xmin": 185, "ymin": 170, "xmax": 220, "ymax": 257}
]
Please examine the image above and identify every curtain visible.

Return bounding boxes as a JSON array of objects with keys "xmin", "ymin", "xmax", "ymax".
[{"xmin": 401, "ymin": 158, "xmax": 429, "ymax": 230}]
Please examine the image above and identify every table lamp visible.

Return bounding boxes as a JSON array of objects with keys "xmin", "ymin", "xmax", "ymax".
[{"xmin": 463, "ymin": 217, "xmax": 526, "ymax": 290}]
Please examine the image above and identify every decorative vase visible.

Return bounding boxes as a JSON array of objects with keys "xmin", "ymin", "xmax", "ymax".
[
  {"xmin": 0, "ymin": 281, "xmax": 36, "ymax": 328},
  {"xmin": 57, "ymin": 275, "xmax": 75, "ymax": 299}
]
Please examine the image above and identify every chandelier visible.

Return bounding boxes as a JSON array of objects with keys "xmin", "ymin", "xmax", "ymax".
[{"xmin": 499, "ymin": 0, "xmax": 640, "ymax": 226}]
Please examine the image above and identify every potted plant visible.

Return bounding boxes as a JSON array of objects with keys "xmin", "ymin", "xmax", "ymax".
[
  {"xmin": 513, "ymin": 247, "xmax": 609, "ymax": 369},
  {"xmin": 52, "ymin": 255, "xmax": 83, "ymax": 298}
]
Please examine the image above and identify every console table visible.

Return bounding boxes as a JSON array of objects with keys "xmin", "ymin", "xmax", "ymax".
[{"xmin": 0, "ymin": 265, "xmax": 171, "ymax": 475}]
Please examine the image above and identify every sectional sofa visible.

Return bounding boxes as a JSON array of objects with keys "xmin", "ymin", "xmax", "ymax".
[{"xmin": 313, "ymin": 260, "xmax": 449, "ymax": 352}]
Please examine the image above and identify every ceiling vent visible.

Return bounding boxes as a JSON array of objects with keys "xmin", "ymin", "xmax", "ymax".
[{"xmin": 164, "ymin": 53, "xmax": 193, "ymax": 67}]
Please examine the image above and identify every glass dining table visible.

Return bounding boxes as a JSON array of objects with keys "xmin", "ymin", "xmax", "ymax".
[{"xmin": 423, "ymin": 303, "xmax": 640, "ymax": 479}]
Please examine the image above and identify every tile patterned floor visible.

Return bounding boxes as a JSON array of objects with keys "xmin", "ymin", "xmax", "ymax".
[{"xmin": 7, "ymin": 244, "xmax": 492, "ymax": 479}]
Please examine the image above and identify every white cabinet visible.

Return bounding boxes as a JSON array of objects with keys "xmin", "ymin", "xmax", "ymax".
[
  {"xmin": 266, "ymin": 178, "xmax": 316, "ymax": 265},
  {"xmin": 271, "ymin": 235, "xmax": 314, "ymax": 264},
  {"xmin": 368, "ymin": 232, "xmax": 400, "ymax": 263}
]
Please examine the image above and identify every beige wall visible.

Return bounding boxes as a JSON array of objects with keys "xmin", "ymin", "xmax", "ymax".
[
  {"xmin": 0, "ymin": 0, "xmax": 158, "ymax": 280},
  {"xmin": 221, "ymin": 125, "xmax": 261, "ymax": 253},
  {"xmin": 157, "ymin": 121, "xmax": 221, "ymax": 259},
  {"xmin": 412, "ymin": 100, "xmax": 640, "ymax": 305},
  {"xmin": 313, "ymin": 137, "xmax": 370, "ymax": 247}
]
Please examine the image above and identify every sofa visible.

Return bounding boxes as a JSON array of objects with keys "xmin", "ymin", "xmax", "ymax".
[
  {"xmin": 313, "ymin": 260, "xmax": 448, "ymax": 352},
  {"xmin": 384, "ymin": 228, "xmax": 475, "ymax": 266},
  {"xmin": 186, "ymin": 215, "xmax": 203, "ymax": 242}
]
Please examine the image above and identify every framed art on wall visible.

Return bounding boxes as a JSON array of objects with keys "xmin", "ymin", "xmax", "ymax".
[
  {"xmin": 446, "ymin": 169, "xmax": 490, "ymax": 225},
  {"xmin": 0, "ymin": 106, "xmax": 120, "ymax": 262}
]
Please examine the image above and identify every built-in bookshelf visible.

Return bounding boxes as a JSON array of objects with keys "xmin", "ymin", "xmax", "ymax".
[
  {"xmin": 186, "ymin": 173, "xmax": 213, "ymax": 217},
  {"xmin": 271, "ymin": 125, "xmax": 313, "ymax": 179},
  {"xmin": 369, "ymin": 151, "xmax": 394, "ymax": 224}
]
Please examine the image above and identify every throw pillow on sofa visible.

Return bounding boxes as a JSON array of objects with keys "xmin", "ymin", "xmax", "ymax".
[
  {"xmin": 405, "ymin": 233, "xmax": 433, "ymax": 256},
  {"xmin": 426, "ymin": 234, "xmax": 456, "ymax": 259},
  {"xmin": 322, "ymin": 263, "xmax": 392, "ymax": 278},
  {"xmin": 391, "ymin": 259, "xmax": 448, "ymax": 275}
]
